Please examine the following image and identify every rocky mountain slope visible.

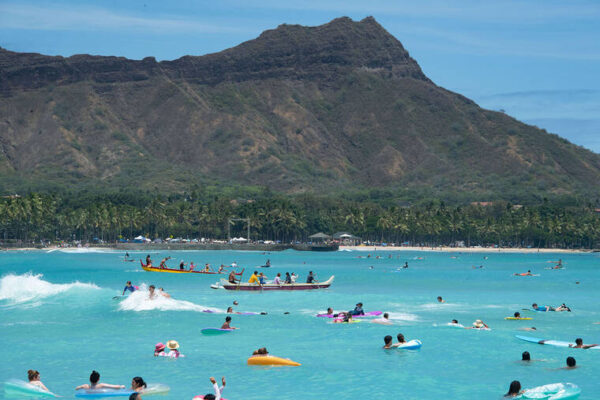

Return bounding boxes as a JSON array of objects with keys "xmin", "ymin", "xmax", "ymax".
[{"xmin": 1, "ymin": 17, "xmax": 599, "ymax": 199}]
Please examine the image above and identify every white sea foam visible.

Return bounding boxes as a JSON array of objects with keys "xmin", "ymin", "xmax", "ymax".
[
  {"xmin": 386, "ymin": 312, "xmax": 420, "ymax": 322},
  {"xmin": 0, "ymin": 273, "xmax": 100, "ymax": 304},
  {"xmin": 57, "ymin": 247, "xmax": 115, "ymax": 253},
  {"xmin": 118, "ymin": 286, "xmax": 221, "ymax": 312}
]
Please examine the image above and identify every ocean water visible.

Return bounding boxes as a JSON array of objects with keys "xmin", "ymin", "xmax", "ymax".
[{"xmin": 1, "ymin": 249, "xmax": 599, "ymax": 399}]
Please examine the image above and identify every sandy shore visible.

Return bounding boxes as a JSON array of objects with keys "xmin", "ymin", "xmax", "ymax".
[{"xmin": 339, "ymin": 245, "xmax": 592, "ymax": 254}]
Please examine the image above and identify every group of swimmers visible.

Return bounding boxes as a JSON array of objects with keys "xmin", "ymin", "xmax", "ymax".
[
  {"xmin": 382, "ymin": 333, "xmax": 410, "ymax": 349},
  {"xmin": 154, "ymin": 340, "xmax": 184, "ymax": 358},
  {"xmin": 25, "ymin": 370, "xmax": 148, "ymax": 400},
  {"xmin": 521, "ymin": 351, "xmax": 578, "ymax": 368}
]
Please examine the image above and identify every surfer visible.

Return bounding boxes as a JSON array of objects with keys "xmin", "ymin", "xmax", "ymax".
[
  {"xmin": 383, "ymin": 335, "xmax": 394, "ymax": 349},
  {"xmin": 27, "ymin": 370, "xmax": 50, "ymax": 392},
  {"xmin": 532, "ymin": 303, "xmax": 555, "ymax": 312},
  {"xmin": 221, "ymin": 316, "xmax": 237, "ymax": 330},
  {"xmin": 122, "ymin": 281, "xmax": 136, "ymax": 295},
  {"xmin": 202, "ymin": 377, "xmax": 226, "ymax": 400},
  {"xmin": 75, "ymin": 370, "xmax": 125, "ymax": 390},
  {"xmin": 513, "ymin": 312, "xmax": 522, "ymax": 319},
  {"xmin": 515, "ymin": 270, "xmax": 533, "ymax": 276},
  {"xmin": 349, "ymin": 302, "xmax": 365, "ymax": 316},
  {"xmin": 403, "ymin": 262, "xmax": 408, "ymax": 269},
  {"xmin": 263, "ymin": 259, "xmax": 271, "ymax": 268},
  {"xmin": 159, "ymin": 288, "xmax": 170, "ymax": 298},
  {"xmin": 569, "ymin": 338, "xmax": 598, "ymax": 349},
  {"xmin": 148, "ymin": 285, "xmax": 157, "ymax": 299},
  {"xmin": 437, "ymin": 296, "xmax": 445, "ymax": 303},
  {"xmin": 505, "ymin": 381, "xmax": 522, "ymax": 397},
  {"xmin": 372, "ymin": 312, "xmax": 392, "ymax": 325},
  {"xmin": 556, "ymin": 303, "xmax": 571, "ymax": 312}
]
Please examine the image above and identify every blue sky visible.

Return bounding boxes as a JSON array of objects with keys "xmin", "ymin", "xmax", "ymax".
[{"xmin": 1, "ymin": 0, "xmax": 599, "ymax": 151}]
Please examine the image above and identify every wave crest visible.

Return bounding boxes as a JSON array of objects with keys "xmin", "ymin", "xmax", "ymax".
[{"xmin": 0, "ymin": 273, "xmax": 100, "ymax": 304}]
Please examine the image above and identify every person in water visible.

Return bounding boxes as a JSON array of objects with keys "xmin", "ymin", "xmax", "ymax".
[
  {"xmin": 154, "ymin": 343, "xmax": 166, "ymax": 356},
  {"xmin": 505, "ymin": 381, "xmax": 522, "ymax": 397},
  {"xmin": 148, "ymin": 285, "xmax": 157, "ymax": 300},
  {"xmin": 265, "ymin": 259, "xmax": 271, "ymax": 267},
  {"xmin": 565, "ymin": 357, "xmax": 577, "ymax": 369},
  {"xmin": 383, "ymin": 335, "xmax": 394, "ymax": 349},
  {"xmin": 532, "ymin": 303, "xmax": 555, "ymax": 312},
  {"xmin": 373, "ymin": 312, "xmax": 392, "ymax": 325},
  {"xmin": 165, "ymin": 340, "xmax": 184, "ymax": 358},
  {"xmin": 123, "ymin": 281, "xmax": 136, "ymax": 295},
  {"xmin": 130, "ymin": 377, "xmax": 146, "ymax": 397},
  {"xmin": 451, "ymin": 319, "xmax": 459, "ymax": 324},
  {"xmin": 403, "ymin": 262, "xmax": 408, "ymax": 269},
  {"xmin": 248, "ymin": 271, "xmax": 259, "ymax": 284},
  {"xmin": 521, "ymin": 351, "xmax": 531, "ymax": 361},
  {"xmin": 27, "ymin": 370, "xmax": 50, "ymax": 392},
  {"xmin": 569, "ymin": 338, "xmax": 598, "ymax": 349},
  {"xmin": 437, "ymin": 296, "xmax": 445, "ymax": 303},
  {"xmin": 221, "ymin": 316, "xmax": 237, "ymax": 330},
  {"xmin": 306, "ymin": 271, "xmax": 316, "ymax": 283},
  {"xmin": 513, "ymin": 312, "xmax": 522, "ymax": 319},
  {"xmin": 75, "ymin": 370, "xmax": 125, "ymax": 390},
  {"xmin": 469, "ymin": 320, "xmax": 489, "ymax": 329},
  {"xmin": 228, "ymin": 271, "xmax": 239, "ymax": 284},
  {"xmin": 394, "ymin": 333, "xmax": 407, "ymax": 346},
  {"xmin": 203, "ymin": 377, "xmax": 226, "ymax": 400},
  {"xmin": 159, "ymin": 288, "xmax": 170, "ymax": 298},
  {"xmin": 349, "ymin": 302, "xmax": 365, "ymax": 316},
  {"xmin": 556, "ymin": 303, "xmax": 571, "ymax": 312}
]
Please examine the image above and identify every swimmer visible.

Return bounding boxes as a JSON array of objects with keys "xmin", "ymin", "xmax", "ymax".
[
  {"xmin": 468, "ymin": 320, "xmax": 489, "ymax": 329},
  {"xmin": 514, "ymin": 270, "xmax": 533, "ymax": 276},
  {"xmin": 437, "ymin": 296, "xmax": 445, "ymax": 303},
  {"xmin": 325, "ymin": 307, "xmax": 334, "ymax": 316},
  {"xmin": 383, "ymin": 335, "xmax": 393, "ymax": 349},
  {"xmin": 372, "ymin": 312, "xmax": 392, "ymax": 325},
  {"xmin": 556, "ymin": 303, "xmax": 571, "ymax": 312},
  {"xmin": 148, "ymin": 285, "xmax": 156, "ymax": 300},
  {"xmin": 349, "ymin": 302, "xmax": 365, "ymax": 316},
  {"xmin": 569, "ymin": 338, "xmax": 598, "ymax": 349},
  {"xmin": 520, "ymin": 327, "xmax": 537, "ymax": 331},
  {"xmin": 532, "ymin": 303, "xmax": 555, "ymax": 312},
  {"xmin": 513, "ymin": 312, "xmax": 522, "ymax": 319},
  {"xmin": 251, "ymin": 347, "xmax": 269, "ymax": 356},
  {"xmin": 75, "ymin": 370, "xmax": 125, "ymax": 390},
  {"xmin": 403, "ymin": 262, "xmax": 408, "ymax": 269},
  {"xmin": 122, "ymin": 281, "xmax": 136, "ymax": 295},
  {"xmin": 393, "ymin": 333, "xmax": 407, "ymax": 347},
  {"xmin": 165, "ymin": 340, "xmax": 184, "ymax": 358},
  {"xmin": 521, "ymin": 351, "xmax": 531, "ymax": 361},
  {"xmin": 27, "ymin": 370, "xmax": 50, "ymax": 392},
  {"xmin": 154, "ymin": 343, "xmax": 166, "ymax": 356},
  {"xmin": 221, "ymin": 316, "xmax": 237, "ymax": 330},
  {"xmin": 233, "ymin": 301, "xmax": 239, "ymax": 305},
  {"xmin": 565, "ymin": 357, "xmax": 577, "ymax": 369},
  {"xmin": 203, "ymin": 376, "xmax": 226, "ymax": 400},
  {"xmin": 159, "ymin": 288, "xmax": 170, "ymax": 298},
  {"xmin": 505, "ymin": 381, "xmax": 522, "ymax": 397},
  {"xmin": 131, "ymin": 377, "xmax": 146, "ymax": 395}
]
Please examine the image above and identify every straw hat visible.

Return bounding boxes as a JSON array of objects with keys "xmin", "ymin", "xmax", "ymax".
[
  {"xmin": 472, "ymin": 320, "xmax": 484, "ymax": 328},
  {"xmin": 166, "ymin": 340, "xmax": 179, "ymax": 350},
  {"xmin": 155, "ymin": 342, "xmax": 165, "ymax": 352}
]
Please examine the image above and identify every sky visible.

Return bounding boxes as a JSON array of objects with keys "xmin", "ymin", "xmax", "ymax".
[{"xmin": 1, "ymin": 0, "xmax": 599, "ymax": 152}]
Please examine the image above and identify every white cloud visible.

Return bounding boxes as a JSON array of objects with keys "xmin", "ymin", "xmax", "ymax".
[{"xmin": 0, "ymin": 3, "xmax": 246, "ymax": 34}]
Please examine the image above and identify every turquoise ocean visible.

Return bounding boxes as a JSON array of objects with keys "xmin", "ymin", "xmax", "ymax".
[{"xmin": 1, "ymin": 249, "xmax": 599, "ymax": 399}]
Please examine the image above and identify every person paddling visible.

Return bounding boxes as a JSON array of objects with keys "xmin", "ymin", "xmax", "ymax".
[
  {"xmin": 122, "ymin": 281, "xmax": 136, "ymax": 296},
  {"xmin": 221, "ymin": 316, "xmax": 237, "ymax": 330},
  {"xmin": 569, "ymin": 338, "xmax": 598, "ymax": 349}
]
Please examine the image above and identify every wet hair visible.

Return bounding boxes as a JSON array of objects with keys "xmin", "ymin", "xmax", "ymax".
[
  {"xmin": 452, "ymin": 319, "xmax": 458, "ymax": 323},
  {"xmin": 514, "ymin": 312, "xmax": 520, "ymax": 318},
  {"xmin": 233, "ymin": 301, "xmax": 238, "ymax": 305},
  {"xmin": 532, "ymin": 303, "xmax": 537, "ymax": 308},
  {"xmin": 204, "ymin": 395, "xmax": 216, "ymax": 400},
  {"xmin": 397, "ymin": 333, "xmax": 405, "ymax": 343},
  {"xmin": 132, "ymin": 377, "xmax": 147, "ymax": 389},
  {"xmin": 227, "ymin": 307, "xmax": 233, "ymax": 312},
  {"xmin": 506, "ymin": 380, "xmax": 521, "ymax": 396},
  {"xmin": 566, "ymin": 357, "xmax": 576, "ymax": 367},
  {"xmin": 149, "ymin": 285, "xmax": 155, "ymax": 290},
  {"xmin": 522, "ymin": 351, "xmax": 530, "ymax": 361},
  {"xmin": 27, "ymin": 370, "xmax": 39, "ymax": 381},
  {"xmin": 575, "ymin": 338, "xmax": 583, "ymax": 345},
  {"xmin": 384, "ymin": 335, "xmax": 393, "ymax": 345},
  {"xmin": 437, "ymin": 296, "xmax": 442, "ymax": 300},
  {"xmin": 90, "ymin": 370, "xmax": 100, "ymax": 384},
  {"xmin": 383, "ymin": 313, "xmax": 389, "ymax": 318},
  {"xmin": 225, "ymin": 316, "xmax": 232, "ymax": 322}
]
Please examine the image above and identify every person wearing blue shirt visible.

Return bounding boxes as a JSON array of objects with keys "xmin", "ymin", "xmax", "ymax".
[{"xmin": 122, "ymin": 281, "xmax": 136, "ymax": 295}]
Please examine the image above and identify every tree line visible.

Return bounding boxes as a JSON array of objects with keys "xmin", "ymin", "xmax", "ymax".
[{"xmin": 1, "ymin": 193, "xmax": 599, "ymax": 249}]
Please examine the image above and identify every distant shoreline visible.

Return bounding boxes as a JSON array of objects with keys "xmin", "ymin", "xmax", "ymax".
[
  {"xmin": 339, "ymin": 245, "xmax": 593, "ymax": 254},
  {"xmin": 2, "ymin": 244, "xmax": 595, "ymax": 254}
]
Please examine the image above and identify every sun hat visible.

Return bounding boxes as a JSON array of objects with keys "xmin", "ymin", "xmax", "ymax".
[
  {"xmin": 155, "ymin": 342, "xmax": 165, "ymax": 352},
  {"xmin": 473, "ymin": 320, "xmax": 484, "ymax": 328},
  {"xmin": 166, "ymin": 340, "xmax": 179, "ymax": 350}
]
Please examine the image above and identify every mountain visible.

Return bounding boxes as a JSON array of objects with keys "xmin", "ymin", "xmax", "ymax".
[{"xmin": 1, "ymin": 16, "xmax": 599, "ymax": 200}]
